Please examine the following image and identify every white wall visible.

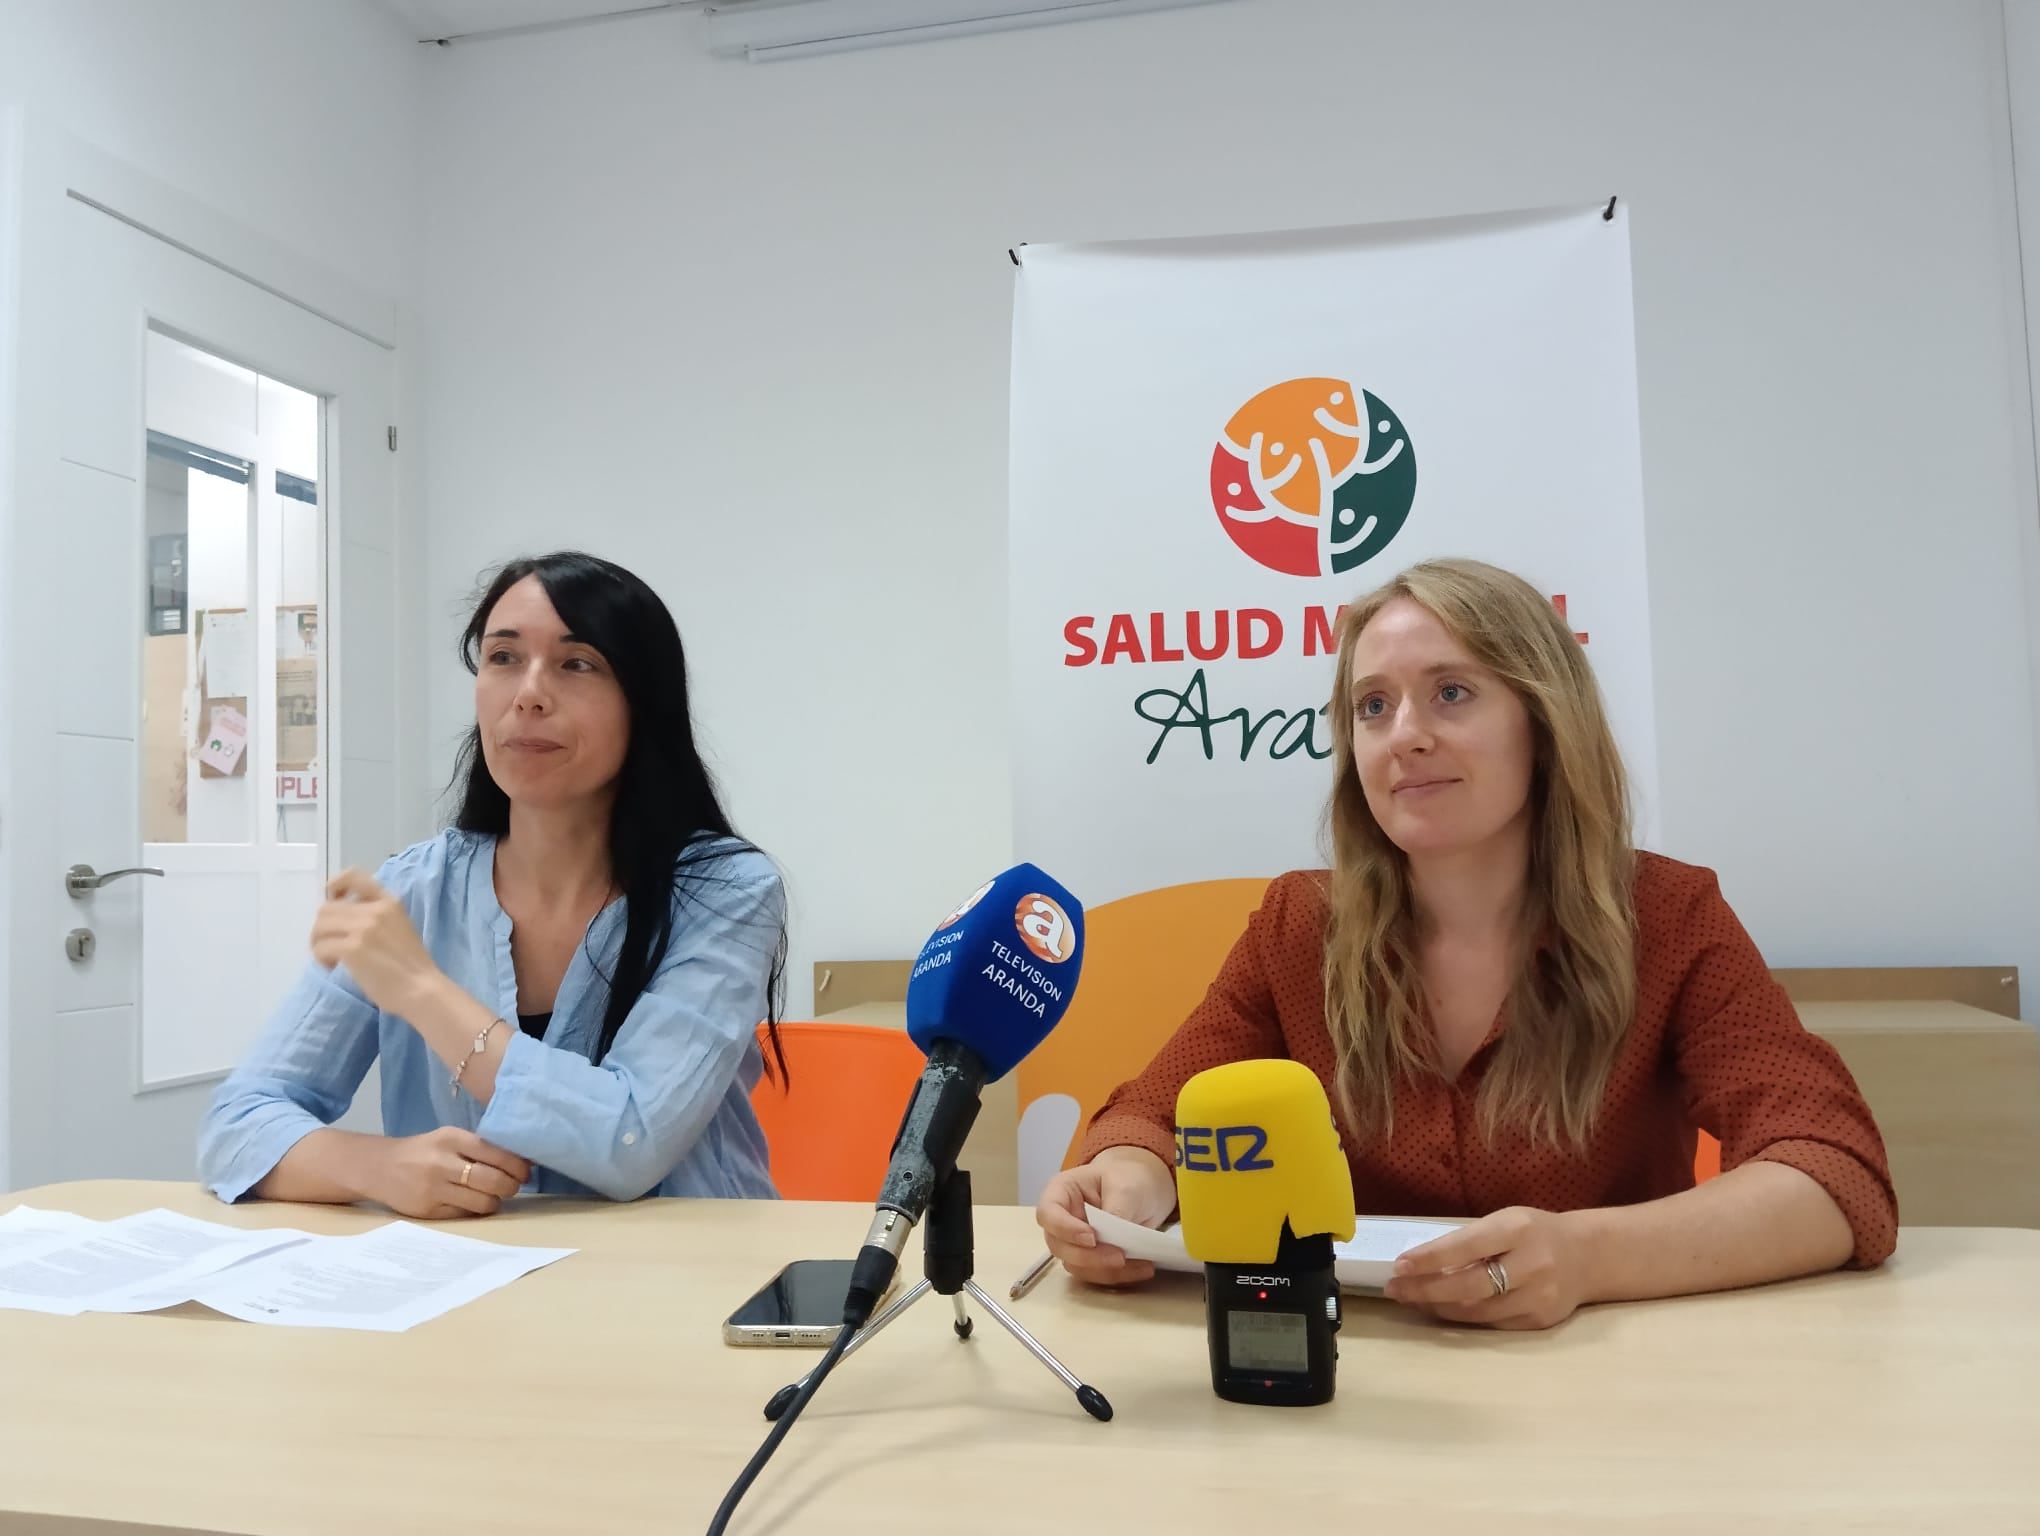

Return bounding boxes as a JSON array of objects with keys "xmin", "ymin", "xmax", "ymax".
[
  {"xmin": 0, "ymin": 0, "xmax": 421, "ymax": 302},
  {"xmin": 2001, "ymin": 0, "xmax": 2040, "ymax": 832},
  {"xmin": 414, "ymin": 0, "xmax": 2040, "ymax": 1020},
  {"xmin": 0, "ymin": 108, "xmax": 20, "ymax": 1185}
]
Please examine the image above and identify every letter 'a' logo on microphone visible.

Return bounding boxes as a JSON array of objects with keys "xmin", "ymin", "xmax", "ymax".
[
  {"xmin": 1014, "ymin": 894, "xmax": 1075, "ymax": 964},
  {"xmin": 940, "ymin": 878, "xmax": 996, "ymax": 928}
]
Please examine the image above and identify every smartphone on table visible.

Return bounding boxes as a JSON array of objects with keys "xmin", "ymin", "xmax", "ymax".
[{"xmin": 722, "ymin": 1258, "xmax": 896, "ymax": 1347}]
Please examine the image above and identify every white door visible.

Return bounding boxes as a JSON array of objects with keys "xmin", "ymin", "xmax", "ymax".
[{"xmin": 3, "ymin": 120, "xmax": 403, "ymax": 1190}]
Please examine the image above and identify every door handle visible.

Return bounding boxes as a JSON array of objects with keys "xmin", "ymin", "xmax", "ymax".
[{"xmin": 65, "ymin": 863, "xmax": 166, "ymax": 899}]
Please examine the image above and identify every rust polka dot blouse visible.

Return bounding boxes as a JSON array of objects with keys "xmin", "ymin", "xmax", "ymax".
[{"xmin": 1077, "ymin": 852, "xmax": 1898, "ymax": 1266}]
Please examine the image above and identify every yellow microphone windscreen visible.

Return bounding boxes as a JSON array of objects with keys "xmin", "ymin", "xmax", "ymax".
[{"xmin": 1175, "ymin": 1059, "xmax": 1356, "ymax": 1265}]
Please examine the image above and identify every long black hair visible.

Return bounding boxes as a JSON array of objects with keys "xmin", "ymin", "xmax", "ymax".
[{"xmin": 449, "ymin": 551, "xmax": 786, "ymax": 1077}]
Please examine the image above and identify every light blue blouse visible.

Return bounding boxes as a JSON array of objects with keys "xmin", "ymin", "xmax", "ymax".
[{"xmin": 197, "ymin": 829, "xmax": 782, "ymax": 1204}]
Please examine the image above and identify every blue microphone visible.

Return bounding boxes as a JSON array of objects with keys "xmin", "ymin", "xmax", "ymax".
[{"xmin": 841, "ymin": 864, "xmax": 1085, "ymax": 1326}]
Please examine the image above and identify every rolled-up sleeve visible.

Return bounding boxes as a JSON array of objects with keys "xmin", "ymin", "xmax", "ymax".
[
  {"xmin": 474, "ymin": 859, "xmax": 784, "ymax": 1202},
  {"xmin": 1668, "ymin": 873, "xmax": 1899, "ymax": 1267},
  {"xmin": 197, "ymin": 961, "xmax": 381, "ymax": 1203}
]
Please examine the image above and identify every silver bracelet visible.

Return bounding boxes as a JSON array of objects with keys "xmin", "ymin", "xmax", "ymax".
[{"xmin": 450, "ymin": 1017, "xmax": 505, "ymax": 1097}]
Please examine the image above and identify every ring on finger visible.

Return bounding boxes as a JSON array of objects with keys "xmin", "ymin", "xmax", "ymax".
[
  {"xmin": 1485, "ymin": 1257, "xmax": 1510, "ymax": 1297},
  {"xmin": 459, "ymin": 1160, "xmax": 475, "ymax": 1189}
]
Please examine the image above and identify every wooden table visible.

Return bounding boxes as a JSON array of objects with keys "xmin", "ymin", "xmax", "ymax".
[{"xmin": 3, "ymin": 1183, "xmax": 2036, "ymax": 1535}]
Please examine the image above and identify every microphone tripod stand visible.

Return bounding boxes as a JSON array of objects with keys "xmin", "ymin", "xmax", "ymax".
[{"xmin": 763, "ymin": 1168, "xmax": 1113, "ymax": 1423}]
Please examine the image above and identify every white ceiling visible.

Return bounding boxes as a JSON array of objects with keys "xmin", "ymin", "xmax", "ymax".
[
  {"xmin": 378, "ymin": 0, "xmax": 696, "ymax": 44},
  {"xmin": 377, "ymin": 0, "xmax": 1226, "ymax": 49}
]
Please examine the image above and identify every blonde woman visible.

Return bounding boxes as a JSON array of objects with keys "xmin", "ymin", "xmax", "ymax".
[{"xmin": 1035, "ymin": 558, "xmax": 1895, "ymax": 1330}]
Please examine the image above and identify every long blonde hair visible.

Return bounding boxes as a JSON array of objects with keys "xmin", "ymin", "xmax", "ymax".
[{"xmin": 1323, "ymin": 558, "xmax": 1636, "ymax": 1153}]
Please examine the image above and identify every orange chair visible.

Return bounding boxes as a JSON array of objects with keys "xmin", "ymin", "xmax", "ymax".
[
  {"xmin": 749, "ymin": 1022, "xmax": 925, "ymax": 1202},
  {"xmin": 1695, "ymin": 1130, "xmax": 1722, "ymax": 1184}
]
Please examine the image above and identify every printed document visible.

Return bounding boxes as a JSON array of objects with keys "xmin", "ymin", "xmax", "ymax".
[
  {"xmin": 0, "ymin": 1207, "xmax": 573, "ymax": 1330},
  {"xmin": 1085, "ymin": 1204, "xmax": 1463, "ymax": 1292}
]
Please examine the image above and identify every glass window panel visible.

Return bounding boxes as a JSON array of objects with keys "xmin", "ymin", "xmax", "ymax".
[
  {"xmin": 142, "ymin": 437, "xmax": 254, "ymax": 846},
  {"xmin": 275, "ymin": 472, "xmax": 320, "ymax": 846}
]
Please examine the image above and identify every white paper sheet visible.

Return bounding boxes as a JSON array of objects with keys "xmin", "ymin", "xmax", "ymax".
[
  {"xmin": 199, "ymin": 609, "xmax": 253, "ymax": 698},
  {"xmin": 0, "ymin": 1210, "xmax": 572, "ymax": 1329},
  {"xmin": 0, "ymin": 1207, "xmax": 94, "ymax": 1268},
  {"xmin": 0, "ymin": 1210, "xmax": 308, "ymax": 1316},
  {"xmin": 1332, "ymin": 1219, "xmax": 1475, "ymax": 1288},
  {"xmin": 114, "ymin": 1229, "xmax": 328, "ymax": 1315},
  {"xmin": 186, "ymin": 1220, "xmax": 576, "ymax": 1333},
  {"xmin": 1085, "ymin": 1204, "xmax": 1463, "ymax": 1293}
]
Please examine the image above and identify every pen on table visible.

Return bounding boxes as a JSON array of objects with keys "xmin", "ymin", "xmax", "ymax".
[{"xmin": 1010, "ymin": 1249, "xmax": 1055, "ymax": 1300}]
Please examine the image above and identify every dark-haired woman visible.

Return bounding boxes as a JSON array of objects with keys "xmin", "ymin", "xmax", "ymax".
[{"xmin": 198, "ymin": 552, "xmax": 786, "ymax": 1215}]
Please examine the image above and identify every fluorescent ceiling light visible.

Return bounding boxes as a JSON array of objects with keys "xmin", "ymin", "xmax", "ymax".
[{"xmin": 702, "ymin": 0, "xmax": 1232, "ymax": 62}]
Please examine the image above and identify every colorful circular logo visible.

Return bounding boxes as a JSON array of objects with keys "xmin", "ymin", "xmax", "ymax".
[
  {"xmin": 941, "ymin": 878, "xmax": 995, "ymax": 928},
  {"xmin": 1014, "ymin": 893, "xmax": 1075, "ymax": 964},
  {"xmin": 1209, "ymin": 377, "xmax": 1416, "ymax": 578}
]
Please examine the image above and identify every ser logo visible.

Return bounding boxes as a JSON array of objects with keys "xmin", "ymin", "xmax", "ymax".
[{"xmin": 1173, "ymin": 1124, "xmax": 1275, "ymax": 1173}]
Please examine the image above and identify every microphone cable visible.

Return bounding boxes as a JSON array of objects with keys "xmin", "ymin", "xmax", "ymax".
[{"xmin": 704, "ymin": 1317, "xmax": 856, "ymax": 1536}]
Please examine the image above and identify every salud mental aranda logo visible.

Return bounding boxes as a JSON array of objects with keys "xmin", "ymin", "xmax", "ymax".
[{"xmin": 1209, "ymin": 377, "xmax": 1415, "ymax": 578}]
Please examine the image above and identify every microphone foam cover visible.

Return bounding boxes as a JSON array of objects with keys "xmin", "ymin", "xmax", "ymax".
[
  {"xmin": 1176, "ymin": 1059, "xmax": 1356, "ymax": 1265},
  {"xmin": 904, "ymin": 862, "xmax": 1084, "ymax": 1083}
]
